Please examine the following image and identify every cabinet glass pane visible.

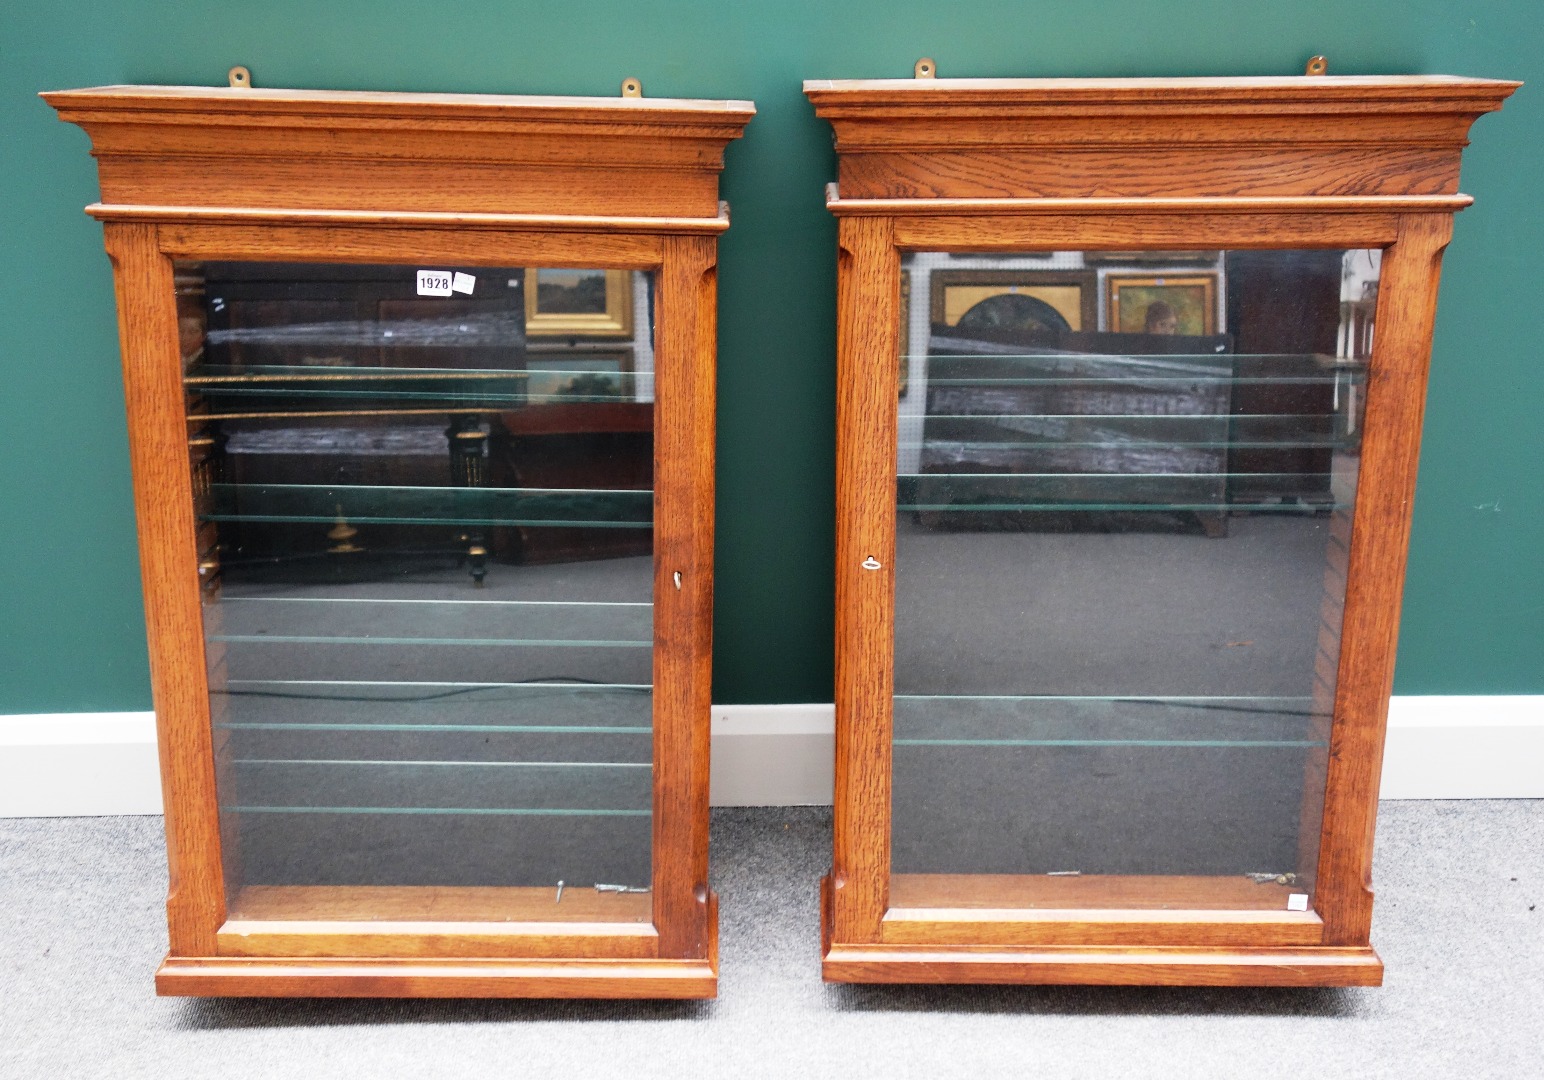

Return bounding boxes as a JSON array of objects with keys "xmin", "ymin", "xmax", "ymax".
[
  {"xmin": 180, "ymin": 261, "xmax": 656, "ymax": 918},
  {"xmin": 892, "ymin": 249, "xmax": 1377, "ymax": 909}
]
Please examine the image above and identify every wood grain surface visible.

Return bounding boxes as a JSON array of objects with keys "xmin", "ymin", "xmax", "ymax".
[
  {"xmin": 890, "ymin": 874, "xmax": 1304, "ymax": 911},
  {"xmin": 217, "ymin": 927, "xmax": 657, "ymax": 961},
  {"xmin": 44, "ymin": 85, "xmax": 754, "ymax": 220},
  {"xmin": 156, "ymin": 956, "xmax": 717, "ymax": 998},
  {"xmin": 807, "ymin": 75, "xmax": 1516, "ymax": 202},
  {"xmin": 226, "ymin": 885, "xmax": 655, "ymax": 923},
  {"xmin": 154, "ymin": 223, "xmax": 665, "ymax": 271},
  {"xmin": 890, "ymin": 213, "xmax": 1405, "ymax": 251},
  {"xmin": 89, "ymin": 204, "xmax": 732, "ymax": 233},
  {"xmin": 651, "ymin": 234, "xmax": 720, "ymax": 961},
  {"xmin": 1314, "ymin": 213, "xmax": 1454, "ymax": 945},
  {"xmin": 884, "ymin": 876, "xmax": 1322, "ymax": 948},
  {"xmin": 831, "ymin": 215, "xmax": 899, "ymax": 946},
  {"xmin": 105, "ymin": 222, "xmax": 227, "ymax": 956},
  {"xmin": 835, "ymin": 192, "xmax": 1471, "ymax": 216},
  {"xmin": 822, "ymin": 945, "xmax": 1383, "ymax": 987}
]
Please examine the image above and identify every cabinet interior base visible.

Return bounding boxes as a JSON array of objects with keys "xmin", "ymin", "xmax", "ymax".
[{"xmin": 156, "ymin": 955, "xmax": 717, "ymax": 999}]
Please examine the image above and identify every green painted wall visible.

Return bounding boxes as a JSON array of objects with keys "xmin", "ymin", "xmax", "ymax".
[{"xmin": 2, "ymin": 1, "xmax": 1538, "ymax": 712}]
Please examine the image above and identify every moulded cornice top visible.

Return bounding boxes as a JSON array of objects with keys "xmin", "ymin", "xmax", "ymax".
[
  {"xmin": 44, "ymin": 84, "xmax": 757, "ymax": 130},
  {"xmin": 804, "ymin": 74, "xmax": 1518, "ymax": 202},
  {"xmin": 803, "ymin": 74, "xmax": 1518, "ymax": 110},
  {"xmin": 45, "ymin": 83, "xmax": 756, "ymax": 221}
]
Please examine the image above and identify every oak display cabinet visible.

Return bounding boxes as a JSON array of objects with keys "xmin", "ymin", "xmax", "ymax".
[
  {"xmin": 47, "ymin": 81, "xmax": 752, "ymax": 998},
  {"xmin": 806, "ymin": 71, "xmax": 1515, "ymax": 986}
]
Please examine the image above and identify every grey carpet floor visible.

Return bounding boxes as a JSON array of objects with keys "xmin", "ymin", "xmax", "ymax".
[{"xmin": 1, "ymin": 802, "xmax": 1540, "ymax": 1080}]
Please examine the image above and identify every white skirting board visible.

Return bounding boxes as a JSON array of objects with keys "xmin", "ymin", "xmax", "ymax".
[
  {"xmin": 0, "ymin": 712, "xmax": 163, "ymax": 817},
  {"xmin": 1, "ymin": 697, "xmax": 1539, "ymax": 816}
]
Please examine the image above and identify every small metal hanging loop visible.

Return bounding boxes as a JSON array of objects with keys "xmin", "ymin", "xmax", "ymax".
[
  {"xmin": 621, "ymin": 77, "xmax": 643, "ymax": 98},
  {"xmin": 228, "ymin": 65, "xmax": 252, "ymax": 89},
  {"xmin": 862, "ymin": 556, "xmax": 882, "ymax": 571},
  {"xmin": 1305, "ymin": 55, "xmax": 1328, "ymax": 76},
  {"xmin": 914, "ymin": 58, "xmax": 936, "ymax": 79}
]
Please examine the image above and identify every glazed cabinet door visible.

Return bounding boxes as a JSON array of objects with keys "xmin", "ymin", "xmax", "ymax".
[
  {"xmin": 178, "ymin": 259, "xmax": 661, "ymax": 930},
  {"xmin": 112, "ymin": 232, "xmax": 720, "ymax": 998},
  {"xmin": 887, "ymin": 247, "xmax": 1376, "ymax": 915},
  {"xmin": 825, "ymin": 226, "xmax": 1423, "ymax": 986}
]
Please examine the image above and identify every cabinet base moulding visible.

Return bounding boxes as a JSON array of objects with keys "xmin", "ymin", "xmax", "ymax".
[
  {"xmin": 155, "ymin": 955, "xmax": 718, "ymax": 999},
  {"xmin": 820, "ymin": 945, "xmax": 1382, "ymax": 987},
  {"xmin": 820, "ymin": 875, "xmax": 1380, "ymax": 986}
]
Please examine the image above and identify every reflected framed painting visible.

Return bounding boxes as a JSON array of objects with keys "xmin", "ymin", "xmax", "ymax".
[
  {"xmin": 525, "ymin": 353, "xmax": 632, "ymax": 401},
  {"xmin": 930, "ymin": 269, "xmax": 1097, "ymax": 335},
  {"xmin": 525, "ymin": 268, "xmax": 635, "ymax": 337},
  {"xmin": 1084, "ymin": 250, "xmax": 1220, "ymax": 264},
  {"xmin": 1106, "ymin": 273, "xmax": 1218, "ymax": 335}
]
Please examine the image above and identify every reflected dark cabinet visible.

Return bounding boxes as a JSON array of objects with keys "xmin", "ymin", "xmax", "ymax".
[
  {"xmin": 1225, "ymin": 250, "xmax": 1351, "ymax": 504},
  {"xmin": 48, "ymin": 81, "xmax": 752, "ymax": 998},
  {"xmin": 807, "ymin": 72, "xmax": 1515, "ymax": 986}
]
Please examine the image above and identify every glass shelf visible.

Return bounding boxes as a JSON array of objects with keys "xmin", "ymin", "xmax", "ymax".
[
  {"xmin": 909, "ymin": 413, "xmax": 1348, "ymax": 452},
  {"xmin": 224, "ymin": 753, "xmax": 650, "ymax": 814},
  {"xmin": 222, "ymin": 720, "xmax": 651, "ymax": 734},
  {"xmin": 897, "ymin": 472, "xmax": 1350, "ymax": 513},
  {"xmin": 186, "ymin": 364, "xmax": 536, "ymax": 383},
  {"xmin": 234, "ymin": 758, "xmax": 650, "ymax": 767},
  {"xmin": 203, "ymin": 311, "xmax": 525, "ymax": 349},
  {"xmin": 184, "ymin": 359, "xmax": 646, "ymax": 416},
  {"xmin": 216, "ymin": 679, "xmax": 650, "ymax": 722},
  {"xmin": 894, "ymin": 694, "xmax": 1327, "ymax": 748},
  {"xmin": 214, "ymin": 681, "xmax": 654, "ymax": 788},
  {"xmin": 222, "ymin": 807, "xmax": 650, "ymax": 816},
  {"xmin": 215, "ymin": 633, "xmax": 649, "ymax": 647},
  {"xmin": 211, "ymin": 598, "xmax": 654, "ymax": 689},
  {"xmin": 213, "ymin": 596, "xmax": 650, "ymax": 644},
  {"xmin": 201, "ymin": 483, "xmax": 652, "ymax": 528},
  {"xmin": 919, "ymin": 352, "xmax": 1366, "ymax": 387}
]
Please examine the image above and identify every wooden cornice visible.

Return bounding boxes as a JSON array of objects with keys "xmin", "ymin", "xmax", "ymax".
[
  {"xmin": 44, "ymin": 85, "xmax": 756, "ymax": 221},
  {"xmin": 804, "ymin": 75, "xmax": 1518, "ymax": 201},
  {"xmin": 82, "ymin": 203, "xmax": 732, "ymax": 233}
]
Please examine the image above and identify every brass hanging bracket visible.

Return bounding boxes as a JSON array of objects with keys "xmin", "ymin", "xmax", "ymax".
[
  {"xmin": 1305, "ymin": 55, "xmax": 1328, "ymax": 76},
  {"xmin": 914, "ymin": 58, "xmax": 936, "ymax": 79},
  {"xmin": 621, "ymin": 77, "xmax": 642, "ymax": 98},
  {"xmin": 228, "ymin": 66, "xmax": 251, "ymax": 88}
]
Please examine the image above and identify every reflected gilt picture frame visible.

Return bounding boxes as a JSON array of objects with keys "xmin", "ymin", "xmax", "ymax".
[
  {"xmin": 1105, "ymin": 273, "xmax": 1219, "ymax": 335},
  {"xmin": 523, "ymin": 351, "xmax": 633, "ymax": 401},
  {"xmin": 524, "ymin": 267, "xmax": 635, "ymax": 337},
  {"xmin": 1084, "ymin": 250, "xmax": 1220, "ymax": 263},
  {"xmin": 929, "ymin": 269, "xmax": 1097, "ymax": 334}
]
